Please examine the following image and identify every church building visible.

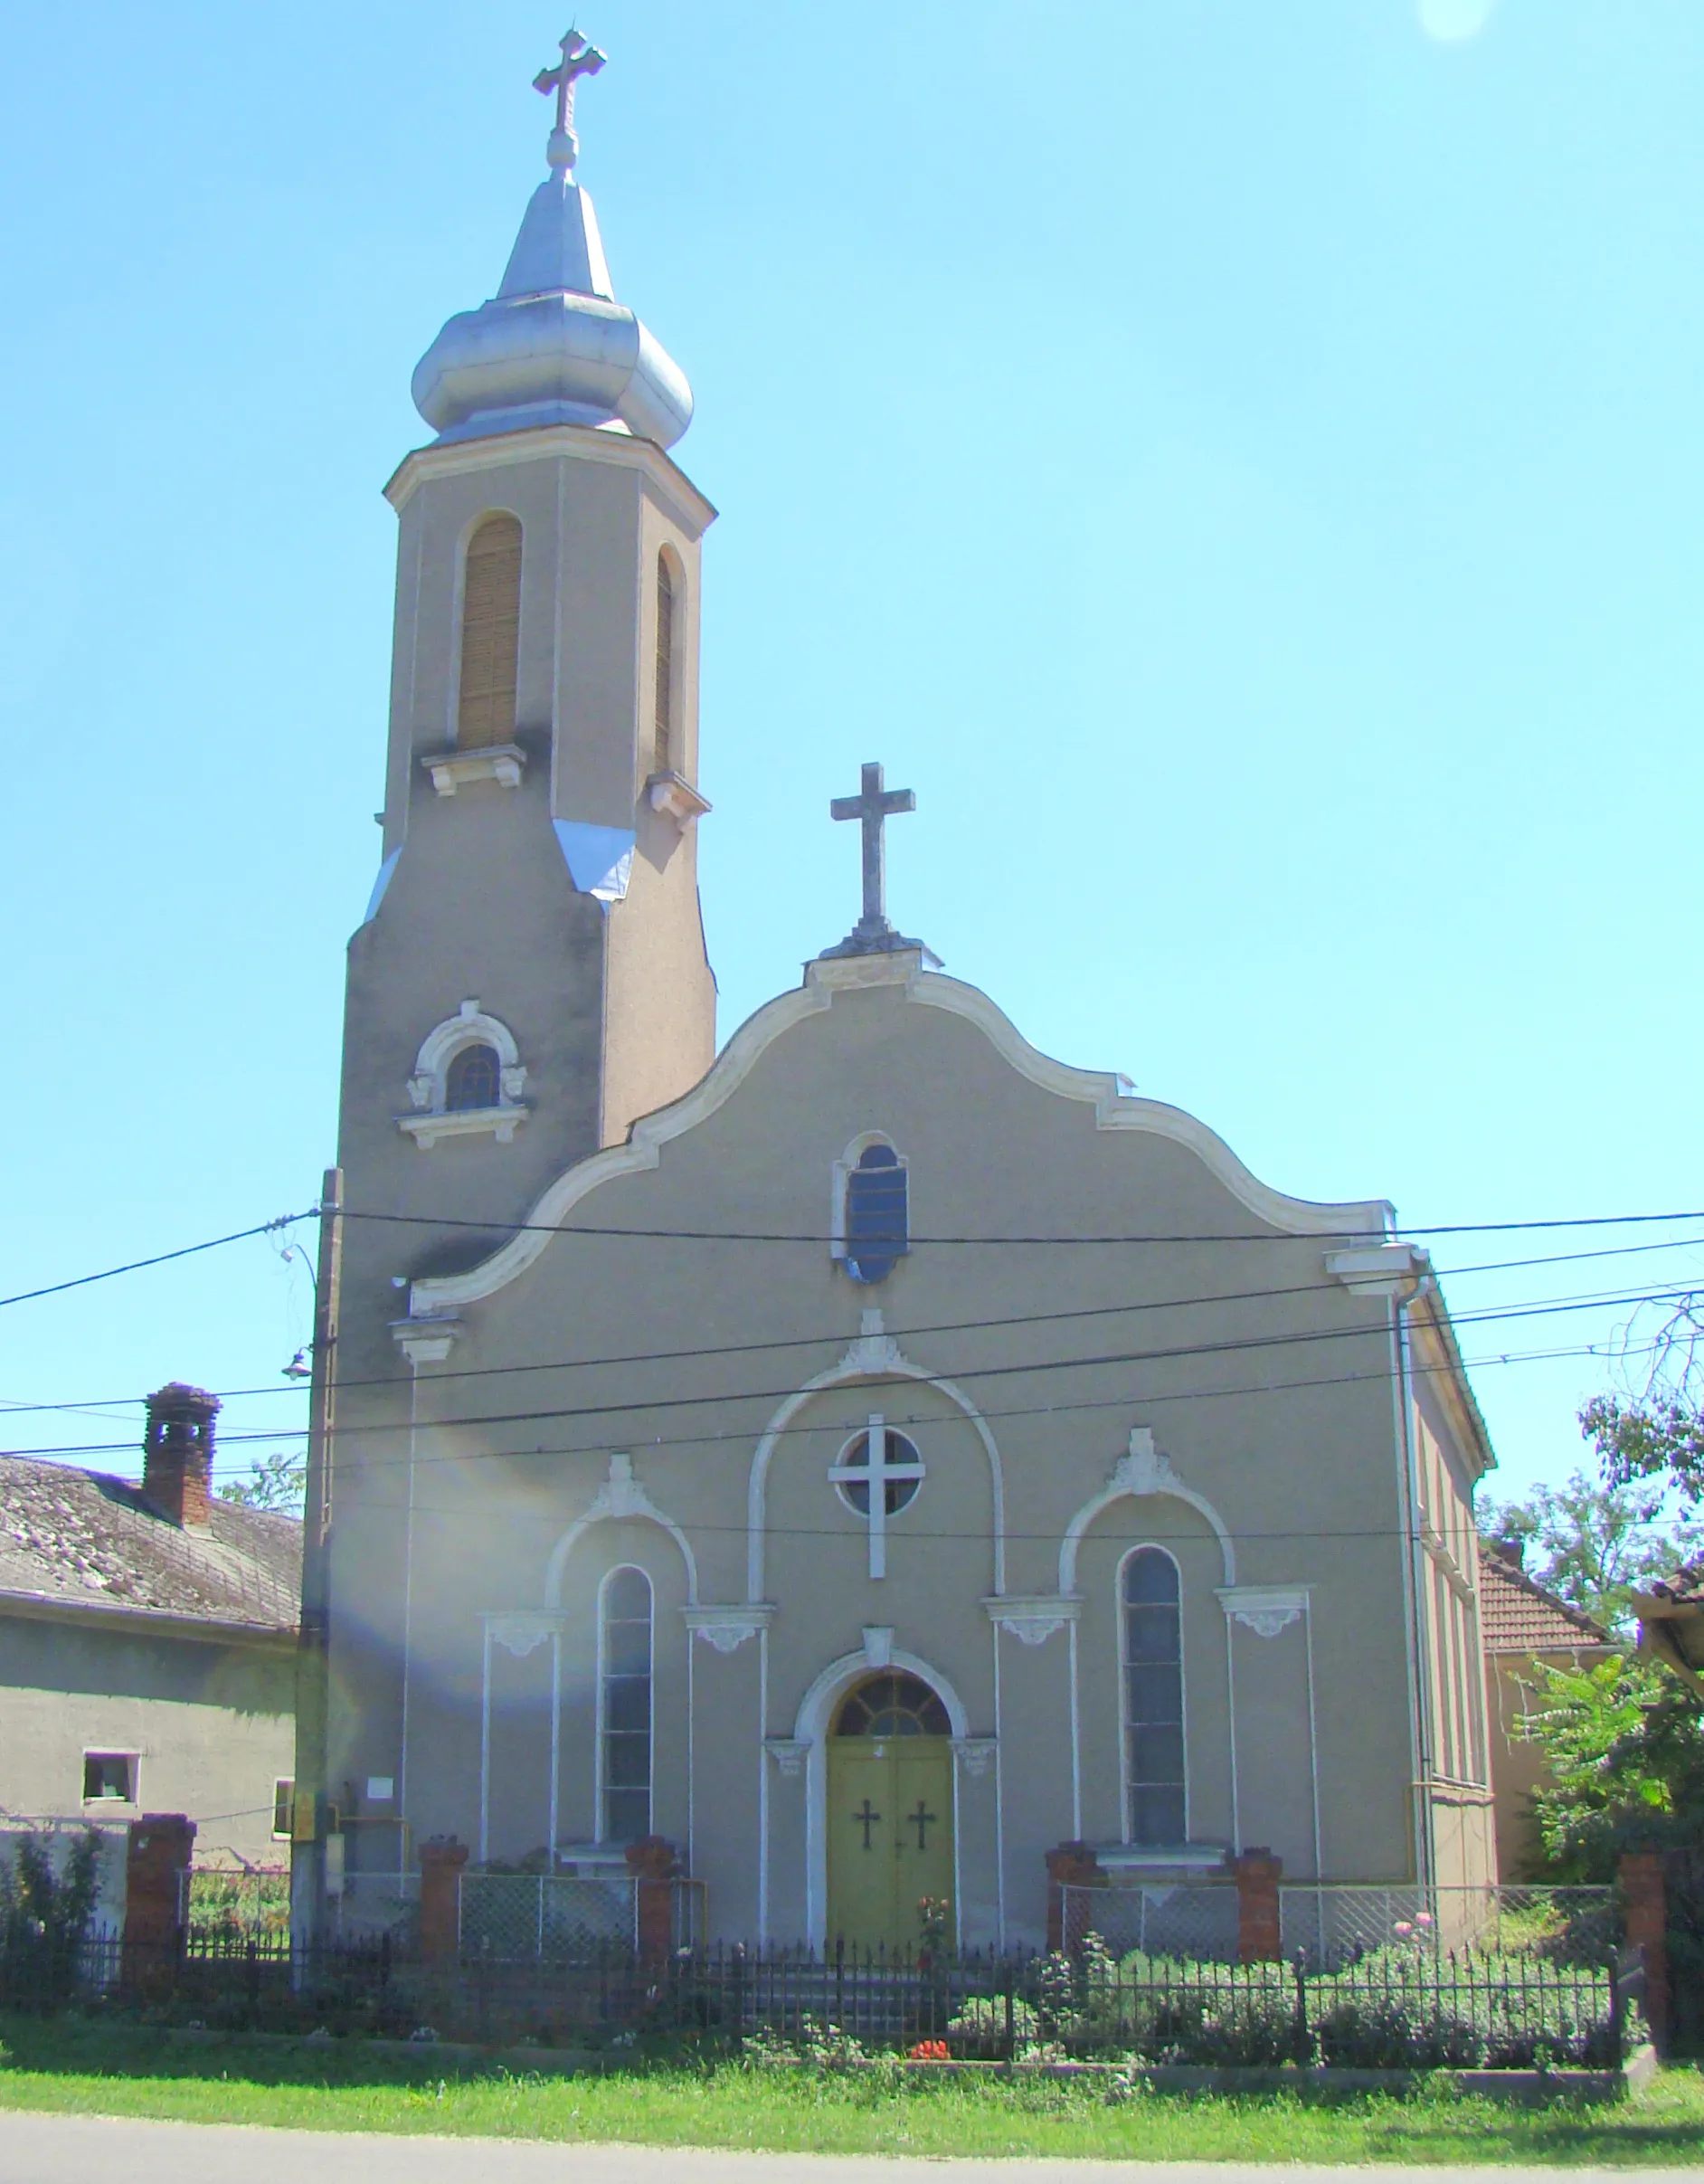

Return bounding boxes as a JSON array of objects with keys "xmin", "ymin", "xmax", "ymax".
[{"xmin": 297, "ymin": 36, "xmax": 1500, "ymax": 1953}]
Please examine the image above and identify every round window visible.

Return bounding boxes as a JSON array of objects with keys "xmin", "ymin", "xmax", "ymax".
[{"xmin": 832, "ymin": 1428, "xmax": 923, "ymax": 1518}]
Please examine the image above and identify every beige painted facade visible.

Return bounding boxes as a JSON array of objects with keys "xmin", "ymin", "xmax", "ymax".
[{"xmin": 0, "ymin": 1599, "xmax": 295, "ymax": 1867}]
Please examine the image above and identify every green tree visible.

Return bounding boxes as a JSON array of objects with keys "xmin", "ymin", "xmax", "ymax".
[
  {"xmin": 218, "ymin": 1449, "xmax": 306, "ymax": 1513},
  {"xmin": 1477, "ymin": 1467, "xmax": 1702, "ymax": 1635}
]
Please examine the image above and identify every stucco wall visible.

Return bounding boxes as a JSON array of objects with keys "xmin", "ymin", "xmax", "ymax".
[{"xmin": 0, "ymin": 1613, "xmax": 295, "ymax": 1866}]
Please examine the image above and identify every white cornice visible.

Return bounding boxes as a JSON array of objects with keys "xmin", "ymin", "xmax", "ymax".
[
  {"xmin": 409, "ymin": 962, "xmax": 1389, "ymax": 1317},
  {"xmin": 383, "ymin": 422, "xmax": 716, "ymax": 537}
]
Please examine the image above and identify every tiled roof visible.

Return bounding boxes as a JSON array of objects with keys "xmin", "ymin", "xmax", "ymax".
[
  {"xmin": 0, "ymin": 1454, "xmax": 299, "ymax": 1632},
  {"xmin": 1478, "ymin": 1543, "xmax": 1607, "ymax": 1655}
]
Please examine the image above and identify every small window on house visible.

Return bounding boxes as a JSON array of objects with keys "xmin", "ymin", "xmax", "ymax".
[
  {"xmin": 843, "ymin": 1142, "xmax": 908, "ymax": 1283},
  {"xmin": 83, "ymin": 1752, "xmax": 136, "ymax": 1803},
  {"xmin": 445, "ymin": 1043, "xmax": 501, "ymax": 1111},
  {"xmin": 458, "ymin": 514, "xmax": 523, "ymax": 750},
  {"xmin": 653, "ymin": 554, "xmax": 675, "ymax": 777},
  {"xmin": 600, "ymin": 1566, "xmax": 653, "ymax": 1844},
  {"xmin": 273, "ymin": 1780, "xmax": 295, "ymax": 1839},
  {"xmin": 1122, "ymin": 1549, "xmax": 1185, "ymax": 1846}
]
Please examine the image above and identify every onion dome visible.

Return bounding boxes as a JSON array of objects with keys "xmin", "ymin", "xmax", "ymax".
[{"xmin": 411, "ymin": 34, "xmax": 693, "ymax": 451}]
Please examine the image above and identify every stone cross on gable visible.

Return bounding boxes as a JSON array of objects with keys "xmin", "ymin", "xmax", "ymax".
[
  {"xmin": 535, "ymin": 30, "xmax": 607, "ymax": 169},
  {"xmin": 826, "ymin": 760, "xmax": 921, "ymax": 956},
  {"xmin": 828, "ymin": 1414, "xmax": 924, "ymax": 1581}
]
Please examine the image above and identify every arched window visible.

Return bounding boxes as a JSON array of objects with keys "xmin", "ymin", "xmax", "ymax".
[
  {"xmin": 652, "ymin": 554, "xmax": 675, "ymax": 776},
  {"xmin": 1122, "ymin": 1548, "xmax": 1185, "ymax": 1846},
  {"xmin": 599, "ymin": 1566, "xmax": 652, "ymax": 1844},
  {"xmin": 834, "ymin": 1672, "xmax": 951, "ymax": 1738},
  {"xmin": 458, "ymin": 515, "xmax": 523, "ymax": 750},
  {"xmin": 445, "ymin": 1043, "xmax": 501, "ymax": 1112},
  {"xmin": 842, "ymin": 1142, "xmax": 908, "ymax": 1283}
]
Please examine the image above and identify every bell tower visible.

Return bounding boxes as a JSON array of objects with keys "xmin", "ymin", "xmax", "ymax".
[{"xmin": 337, "ymin": 32, "xmax": 716, "ymax": 1281}]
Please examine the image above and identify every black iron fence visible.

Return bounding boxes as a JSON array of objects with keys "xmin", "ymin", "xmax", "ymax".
[{"xmin": 5, "ymin": 1926, "xmax": 1646, "ymax": 2072}]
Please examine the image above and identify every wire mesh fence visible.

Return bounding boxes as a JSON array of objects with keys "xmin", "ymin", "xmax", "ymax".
[
  {"xmin": 1060, "ymin": 1881, "xmax": 1617, "ymax": 1970},
  {"xmin": 178, "ymin": 1865, "xmax": 291, "ymax": 1941},
  {"xmin": 459, "ymin": 1873, "xmax": 638, "ymax": 1960}
]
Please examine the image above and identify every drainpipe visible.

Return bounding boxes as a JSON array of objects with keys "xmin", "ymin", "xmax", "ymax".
[{"xmin": 1391, "ymin": 1267, "xmax": 1437, "ymax": 1894}]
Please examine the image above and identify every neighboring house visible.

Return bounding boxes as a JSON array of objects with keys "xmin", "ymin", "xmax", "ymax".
[
  {"xmin": 293, "ymin": 56, "xmax": 1509, "ymax": 1955},
  {"xmin": 1633, "ymin": 1563, "xmax": 1704, "ymax": 1702},
  {"xmin": 0, "ymin": 1384, "xmax": 299, "ymax": 1867},
  {"xmin": 1478, "ymin": 1541, "xmax": 1610, "ymax": 1880}
]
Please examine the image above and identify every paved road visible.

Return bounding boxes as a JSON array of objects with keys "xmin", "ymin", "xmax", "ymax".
[{"xmin": 1, "ymin": 2116, "xmax": 1701, "ymax": 2184}]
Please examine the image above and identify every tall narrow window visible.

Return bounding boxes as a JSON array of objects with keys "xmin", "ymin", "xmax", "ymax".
[
  {"xmin": 600, "ymin": 1566, "xmax": 652, "ymax": 1843},
  {"xmin": 844, "ymin": 1143, "xmax": 908, "ymax": 1284},
  {"xmin": 458, "ymin": 515, "xmax": 522, "ymax": 749},
  {"xmin": 652, "ymin": 554, "xmax": 675, "ymax": 776},
  {"xmin": 1122, "ymin": 1548, "xmax": 1185, "ymax": 1846}
]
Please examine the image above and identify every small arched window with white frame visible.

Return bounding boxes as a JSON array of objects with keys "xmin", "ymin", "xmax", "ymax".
[
  {"xmin": 831, "ymin": 1134, "xmax": 910, "ymax": 1284},
  {"xmin": 398, "ymin": 999, "xmax": 529, "ymax": 1150}
]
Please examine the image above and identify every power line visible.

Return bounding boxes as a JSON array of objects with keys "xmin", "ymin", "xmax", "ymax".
[
  {"xmin": 0, "ymin": 1211, "xmax": 318, "ymax": 1312},
  {"xmin": 239, "ymin": 1333, "xmax": 1668, "ymax": 1511},
  {"xmin": 338, "ymin": 1203, "xmax": 1704, "ymax": 1249},
  {"xmin": 0, "ymin": 1283, "xmax": 1674, "ymax": 1467},
  {"xmin": 7, "ymin": 1230, "xmax": 1701, "ymax": 1420},
  {"xmin": 2, "ymin": 1330, "xmax": 1652, "ymax": 1497}
]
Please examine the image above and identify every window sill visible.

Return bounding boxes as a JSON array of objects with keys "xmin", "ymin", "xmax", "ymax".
[
  {"xmin": 646, "ymin": 770, "xmax": 711, "ymax": 827},
  {"xmin": 397, "ymin": 1105, "xmax": 529, "ymax": 1150},
  {"xmin": 1097, "ymin": 1843, "xmax": 1230, "ymax": 1875},
  {"xmin": 420, "ymin": 745, "xmax": 526, "ymax": 796}
]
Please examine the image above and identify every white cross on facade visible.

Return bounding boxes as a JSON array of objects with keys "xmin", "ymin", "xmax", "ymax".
[{"xmin": 828, "ymin": 1414, "xmax": 924, "ymax": 1581}]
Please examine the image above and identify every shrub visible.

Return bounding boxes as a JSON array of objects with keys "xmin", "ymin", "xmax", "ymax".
[{"xmin": 0, "ymin": 1830, "xmax": 104, "ymax": 2012}]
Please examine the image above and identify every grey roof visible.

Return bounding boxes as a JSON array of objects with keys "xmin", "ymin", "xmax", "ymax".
[{"xmin": 0, "ymin": 1455, "xmax": 299, "ymax": 1633}]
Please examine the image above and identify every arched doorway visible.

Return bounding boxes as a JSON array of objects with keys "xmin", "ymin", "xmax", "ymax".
[{"xmin": 826, "ymin": 1672, "xmax": 954, "ymax": 1951}]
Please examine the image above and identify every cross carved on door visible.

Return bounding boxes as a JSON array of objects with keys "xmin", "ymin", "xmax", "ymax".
[
  {"xmin": 906, "ymin": 1799, "xmax": 938, "ymax": 1852},
  {"xmin": 852, "ymin": 1798, "xmax": 882, "ymax": 1851}
]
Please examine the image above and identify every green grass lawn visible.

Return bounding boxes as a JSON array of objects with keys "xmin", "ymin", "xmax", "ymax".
[{"xmin": 0, "ymin": 2018, "xmax": 1701, "ymax": 2164}]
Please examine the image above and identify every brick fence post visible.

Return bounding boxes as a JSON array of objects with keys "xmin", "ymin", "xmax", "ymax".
[
  {"xmin": 1621, "ymin": 1849, "xmax": 1669, "ymax": 2051},
  {"xmin": 1234, "ymin": 1847, "xmax": 1283, "ymax": 1964},
  {"xmin": 121, "ymin": 1814, "xmax": 196, "ymax": 1994},
  {"xmin": 417, "ymin": 1836, "xmax": 469, "ymax": 1969},
  {"xmin": 625, "ymin": 1836, "xmax": 680, "ymax": 1966},
  {"xmin": 1045, "ymin": 1842, "xmax": 1103, "ymax": 1954}
]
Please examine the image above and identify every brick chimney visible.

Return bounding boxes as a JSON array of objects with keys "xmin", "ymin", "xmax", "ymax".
[
  {"xmin": 1493, "ymin": 1534, "xmax": 1525, "ymax": 1569},
  {"xmin": 142, "ymin": 1383, "xmax": 220, "ymax": 1530}
]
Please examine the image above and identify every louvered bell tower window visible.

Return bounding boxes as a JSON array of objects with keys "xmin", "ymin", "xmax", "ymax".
[
  {"xmin": 845, "ymin": 1143, "xmax": 908, "ymax": 1284},
  {"xmin": 458, "ymin": 515, "xmax": 523, "ymax": 750}
]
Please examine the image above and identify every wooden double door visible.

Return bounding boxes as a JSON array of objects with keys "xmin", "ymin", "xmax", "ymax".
[{"xmin": 826, "ymin": 1735, "xmax": 955, "ymax": 1951}]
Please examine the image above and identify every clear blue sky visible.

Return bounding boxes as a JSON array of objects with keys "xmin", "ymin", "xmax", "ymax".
[{"xmin": 3, "ymin": 1, "xmax": 1701, "ymax": 1505}]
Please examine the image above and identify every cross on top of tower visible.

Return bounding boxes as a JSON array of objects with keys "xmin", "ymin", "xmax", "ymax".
[
  {"xmin": 535, "ymin": 29, "xmax": 607, "ymax": 170},
  {"xmin": 820, "ymin": 761, "xmax": 939, "ymax": 964}
]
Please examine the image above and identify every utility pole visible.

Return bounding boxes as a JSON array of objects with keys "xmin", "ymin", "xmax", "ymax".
[{"xmin": 290, "ymin": 1166, "xmax": 342, "ymax": 1942}]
